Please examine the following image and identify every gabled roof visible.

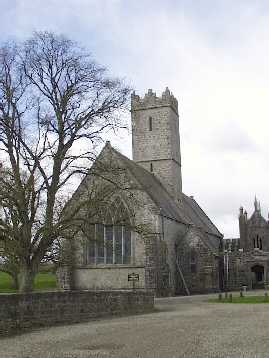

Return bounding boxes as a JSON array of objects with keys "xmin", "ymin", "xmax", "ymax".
[
  {"xmin": 247, "ymin": 197, "xmax": 268, "ymax": 227},
  {"xmin": 111, "ymin": 146, "xmax": 190, "ymax": 225},
  {"xmin": 181, "ymin": 194, "xmax": 222, "ymax": 238},
  {"xmin": 248, "ymin": 212, "xmax": 268, "ymax": 227},
  {"xmin": 107, "ymin": 144, "xmax": 222, "ymax": 240}
]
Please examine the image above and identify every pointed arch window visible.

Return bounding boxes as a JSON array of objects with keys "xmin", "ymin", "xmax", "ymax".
[
  {"xmin": 253, "ymin": 234, "xmax": 263, "ymax": 250},
  {"xmin": 85, "ymin": 199, "xmax": 132, "ymax": 265}
]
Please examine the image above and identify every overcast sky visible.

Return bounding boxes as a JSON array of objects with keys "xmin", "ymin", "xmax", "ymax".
[{"xmin": 1, "ymin": 0, "xmax": 269, "ymax": 238}]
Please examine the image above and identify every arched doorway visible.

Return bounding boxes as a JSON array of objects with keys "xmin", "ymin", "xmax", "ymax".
[{"xmin": 251, "ymin": 265, "xmax": 264, "ymax": 288}]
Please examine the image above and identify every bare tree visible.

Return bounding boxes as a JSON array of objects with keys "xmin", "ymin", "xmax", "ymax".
[
  {"xmin": 0, "ymin": 165, "xmax": 20, "ymax": 289},
  {"xmin": 0, "ymin": 32, "xmax": 131, "ymax": 292}
]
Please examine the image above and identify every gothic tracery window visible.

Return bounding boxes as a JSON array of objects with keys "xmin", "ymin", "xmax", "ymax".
[
  {"xmin": 253, "ymin": 234, "xmax": 263, "ymax": 250},
  {"xmin": 86, "ymin": 199, "xmax": 132, "ymax": 265}
]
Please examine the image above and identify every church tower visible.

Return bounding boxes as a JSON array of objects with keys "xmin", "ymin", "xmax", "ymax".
[{"xmin": 131, "ymin": 88, "xmax": 182, "ymax": 202}]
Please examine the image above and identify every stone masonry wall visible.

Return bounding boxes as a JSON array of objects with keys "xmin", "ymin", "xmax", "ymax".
[
  {"xmin": 176, "ymin": 232, "xmax": 220, "ymax": 294},
  {"xmin": 224, "ymin": 250, "xmax": 269, "ymax": 291},
  {"xmin": 131, "ymin": 89, "xmax": 182, "ymax": 201},
  {"xmin": 0, "ymin": 290, "xmax": 154, "ymax": 336},
  {"xmin": 73, "ymin": 266, "xmax": 146, "ymax": 290},
  {"xmin": 224, "ymin": 251, "xmax": 247, "ymax": 290}
]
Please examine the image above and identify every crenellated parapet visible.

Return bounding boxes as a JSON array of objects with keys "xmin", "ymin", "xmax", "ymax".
[{"xmin": 131, "ymin": 88, "xmax": 178, "ymax": 114}]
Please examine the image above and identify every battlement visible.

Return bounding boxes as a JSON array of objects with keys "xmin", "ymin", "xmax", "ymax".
[{"xmin": 131, "ymin": 88, "xmax": 178, "ymax": 114}]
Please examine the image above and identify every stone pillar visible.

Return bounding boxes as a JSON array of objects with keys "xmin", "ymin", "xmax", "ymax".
[{"xmin": 56, "ymin": 265, "xmax": 74, "ymax": 290}]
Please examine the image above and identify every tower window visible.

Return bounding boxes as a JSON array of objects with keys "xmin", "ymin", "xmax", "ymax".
[
  {"xmin": 253, "ymin": 235, "xmax": 263, "ymax": 250},
  {"xmin": 150, "ymin": 163, "xmax": 153, "ymax": 172},
  {"xmin": 149, "ymin": 116, "xmax": 153, "ymax": 131}
]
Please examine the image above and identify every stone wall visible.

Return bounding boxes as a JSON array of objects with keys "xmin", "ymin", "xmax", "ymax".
[
  {"xmin": 176, "ymin": 230, "xmax": 220, "ymax": 294},
  {"xmin": 224, "ymin": 249, "xmax": 269, "ymax": 291},
  {"xmin": 0, "ymin": 290, "xmax": 154, "ymax": 336},
  {"xmin": 162, "ymin": 217, "xmax": 186, "ymax": 295},
  {"xmin": 224, "ymin": 251, "xmax": 247, "ymax": 290},
  {"xmin": 73, "ymin": 266, "xmax": 146, "ymax": 290}
]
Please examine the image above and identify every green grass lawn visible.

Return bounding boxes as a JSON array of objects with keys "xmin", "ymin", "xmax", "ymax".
[
  {"xmin": 0, "ymin": 271, "xmax": 57, "ymax": 293},
  {"xmin": 210, "ymin": 295, "xmax": 269, "ymax": 304}
]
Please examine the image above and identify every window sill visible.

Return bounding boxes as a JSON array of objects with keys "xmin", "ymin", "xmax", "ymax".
[{"xmin": 77, "ymin": 264, "xmax": 145, "ymax": 270}]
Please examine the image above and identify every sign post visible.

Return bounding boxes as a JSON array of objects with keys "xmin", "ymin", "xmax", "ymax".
[{"xmin": 128, "ymin": 272, "xmax": 139, "ymax": 291}]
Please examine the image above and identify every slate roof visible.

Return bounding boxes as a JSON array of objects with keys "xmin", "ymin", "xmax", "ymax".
[
  {"xmin": 249, "ymin": 211, "xmax": 268, "ymax": 227},
  {"xmin": 109, "ymin": 145, "xmax": 222, "ymax": 241},
  {"xmin": 181, "ymin": 194, "xmax": 222, "ymax": 238}
]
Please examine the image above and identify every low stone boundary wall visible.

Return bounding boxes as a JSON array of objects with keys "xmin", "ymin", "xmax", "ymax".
[{"xmin": 0, "ymin": 290, "xmax": 154, "ymax": 336}]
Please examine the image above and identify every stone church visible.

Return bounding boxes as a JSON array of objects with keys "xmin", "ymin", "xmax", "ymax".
[
  {"xmin": 224, "ymin": 198, "xmax": 269, "ymax": 290},
  {"xmin": 61, "ymin": 88, "xmax": 224, "ymax": 296}
]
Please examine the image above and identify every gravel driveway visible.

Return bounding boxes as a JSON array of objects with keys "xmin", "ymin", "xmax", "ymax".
[{"xmin": 1, "ymin": 292, "xmax": 269, "ymax": 358}]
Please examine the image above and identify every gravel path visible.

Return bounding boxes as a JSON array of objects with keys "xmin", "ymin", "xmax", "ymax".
[{"xmin": 1, "ymin": 292, "xmax": 269, "ymax": 358}]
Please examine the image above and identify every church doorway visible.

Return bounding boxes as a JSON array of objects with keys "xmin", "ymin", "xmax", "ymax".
[{"xmin": 251, "ymin": 265, "xmax": 264, "ymax": 289}]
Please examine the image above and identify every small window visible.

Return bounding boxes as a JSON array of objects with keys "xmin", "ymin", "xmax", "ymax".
[
  {"xmin": 190, "ymin": 248, "xmax": 197, "ymax": 274},
  {"xmin": 149, "ymin": 116, "xmax": 153, "ymax": 131},
  {"xmin": 150, "ymin": 163, "xmax": 153, "ymax": 172},
  {"xmin": 191, "ymin": 263, "xmax": 197, "ymax": 274}
]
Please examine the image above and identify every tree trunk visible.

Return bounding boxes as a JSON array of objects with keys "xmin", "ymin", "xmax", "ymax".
[
  {"xmin": 18, "ymin": 265, "xmax": 35, "ymax": 293},
  {"xmin": 11, "ymin": 274, "xmax": 19, "ymax": 290}
]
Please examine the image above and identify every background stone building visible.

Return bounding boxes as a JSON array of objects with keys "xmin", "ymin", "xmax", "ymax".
[
  {"xmin": 61, "ymin": 88, "xmax": 223, "ymax": 296},
  {"xmin": 224, "ymin": 198, "xmax": 269, "ymax": 290}
]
